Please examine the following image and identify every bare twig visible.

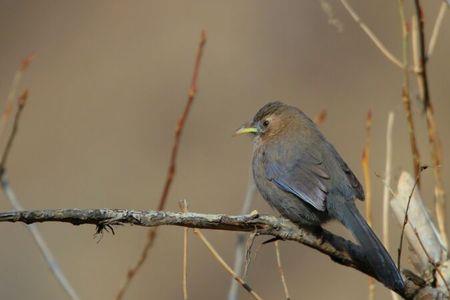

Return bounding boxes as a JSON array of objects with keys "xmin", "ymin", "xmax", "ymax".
[
  {"xmin": 398, "ymin": 0, "xmax": 422, "ymax": 185},
  {"xmin": 428, "ymin": 2, "xmax": 448, "ymax": 58},
  {"xmin": 193, "ymin": 229, "xmax": 263, "ymax": 300},
  {"xmin": 274, "ymin": 241, "xmax": 291, "ymax": 300},
  {"xmin": 116, "ymin": 30, "xmax": 207, "ymax": 300},
  {"xmin": 397, "ymin": 166, "xmax": 428, "ymax": 269},
  {"xmin": 179, "ymin": 200, "xmax": 189, "ymax": 300},
  {"xmin": 0, "ymin": 176, "xmax": 80, "ymax": 300},
  {"xmin": 0, "ymin": 89, "xmax": 79, "ymax": 299},
  {"xmin": 339, "ymin": 0, "xmax": 403, "ymax": 69},
  {"xmin": 361, "ymin": 109, "xmax": 374, "ymax": 300},
  {"xmin": 0, "ymin": 53, "xmax": 35, "ymax": 144},
  {"xmin": 412, "ymin": 227, "xmax": 450, "ymax": 293},
  {"xmin": 0, "ymin": 90, "xmax": 28, "ymax": 168},
  {"xmin": 0, "ymin": 207, "xmax": 422, "ymax": 298},
  {"xmin": 228, "ymin": 173, "xmax": 257, "ymax": 300},
  {"xmin": 413, "ymin": 0, "xmax": 448, "ymax": 248},
  {"xmin": 243, "ymin": 229, "xmax": 258, "ymax": 279},
  {"xmin": 391, "ymin": 171, "xmax": 447, "ymax": 274},
  {"xmin": 414, "ymin": 0, "xmax": 431, "ymax": 110}
]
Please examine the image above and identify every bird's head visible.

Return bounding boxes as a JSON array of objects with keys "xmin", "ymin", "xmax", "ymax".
[{"xmin": 235, "ymin": 101, "xmax": 293, "ymax": 140}]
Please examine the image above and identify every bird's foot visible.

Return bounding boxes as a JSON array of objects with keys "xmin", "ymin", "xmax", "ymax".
[
  {"xmin": 262, "ymin": 231, "xmax": 292, "ymax": 244},
  {"xmin": 262, "ymin": 236, "xmax": 281, "ymax": 245},
  {"xmin": 310, "ymin": 226, "xmax": 325, "ymax": 245}
]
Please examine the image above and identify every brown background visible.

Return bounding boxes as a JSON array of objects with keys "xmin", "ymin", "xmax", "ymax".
[{"xmin": 0, "ymin": 1, "xmax": 449, "ymax": 299}]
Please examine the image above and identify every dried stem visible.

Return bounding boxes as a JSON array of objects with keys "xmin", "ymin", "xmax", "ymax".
[
  {"xmin": 115, "ymin": 30, "xmax": 207, "ymax": 300},
  {"xmin": 339, "ymin": 0, "xmax": 403, "ymax": 69},
  {"xmin": 427, "ymin": 2, "xmax": 448, "ymax": 58},
  {"xmin": 397, "ymin": 167, "xmax": 427, "ymax": 269},
  {"xmin": 361, "ymin": 109, "xmax": 374, "ymax": 300},
  {"xmin": 412, "ymin": 0, "xmax": 448, "ymax": 248},
  {"xmin": 193, "ymin": 229, "xmax": 263, "ymax": 300},
  {"xmin": 361, "ymin": 109, "xmax": 373, "ymax": 229},
  {"xmin": 412, "ymin": 227, "xmax": 450, "ymax": 293},
  {"xmin": 228, "ymin": 172, "xmax": 257, "ymax": 300},
  {"xmin": 398, "ymin": 0, "xmax": 422, "ymax": 186},
  {"xmin": 382, "ymin": 112, "xmax": 394, "ymax": 249},
  {"xmin": 179, "ymin": 200, "xmax": 189, "ymax": 300},
  {"xmin": 274, "ymin": 241, "xmax": 291, "ymax": 300}
]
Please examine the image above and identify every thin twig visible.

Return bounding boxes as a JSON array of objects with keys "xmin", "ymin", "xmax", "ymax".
[
  {"xmin": 193, "ymin": 229, "xmax": 263, "ymax": 300},
  {"xmin": 0, "ymin": 175, "xmax": 80, "ymax": 300},
  {"xmin": 243, "ymin": 229, "xmax": 258, "ymax": 279},
  {"xmin": 361, "ymin": 109, "xmax": 374, "ymax": 300},
  {"xmin": 414, "ymin": 0, "xmax": 431, "ymax": 109},
  {"xmin": 228, "ymin": 173, "xmax": 256, "ymax": 300},
  {"xmin": 0, "ymin": 90, "xmax": 79, "ymax": 299},
  {"xmin": 427, "ymin": 2, "xmax": 448, "ymax": 58},
  {"xmin": 397, "ymin": 166, "xmax": 428, "ymax": 269},
  {"xmin": 116, "ymin": 30, "xmax": 207, "ymax": 300},
  {"xmin": 179, "ymin": 200, "xmax": 189, "ymax": 300},
  {"xmin": 412, "ymin": 17, "xmax": 423, "ymax": 94},
  {"xmin": 339, "ymin": 0, "xmax": 403, "ymax": 69},
  {"xmin": 413, "ymin": 0, "xmax": 448, "ymax": 248},
  {"xmin": 0, "ymin": 208, "xmax": 423, "ymax": 298},
  {"xmin": 398, "ymin": 0, "xmax": 422, "ymax": 186},
  {"xmin": 274, "ymin": 241, "xmax": 291, "ymax": 300},
  {"xmin": 0, "ymin": 90, "xmax": 28, "ymax": 168},
  {"xmin": 0, "ymin": 53, "xmax": 35, "ymax": 147},
  {"xmin": 412, "ymin": 227, "xmax": 450, "ymax": 293}
]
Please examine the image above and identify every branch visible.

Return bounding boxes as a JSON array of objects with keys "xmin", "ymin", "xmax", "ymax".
[
  {"xmin": 412, "ymin": 0, "xmax": 448, "ymax": 248},
  {"xmin": 397, "ymin": 0, "xmax": 422, "ymax": 186},
  {"xmin": 0, "ymin": 208, "xmax": 422, "ymax": 298}
]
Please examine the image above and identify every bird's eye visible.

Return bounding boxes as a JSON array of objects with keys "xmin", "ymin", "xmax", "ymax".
[{"xmin": 262, "ymin": 119, "xmax": 270, "ymax": 127}]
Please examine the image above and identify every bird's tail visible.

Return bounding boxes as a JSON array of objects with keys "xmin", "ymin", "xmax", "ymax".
[{"xmin": 332, "ymin": 200, "xmax": 405, "ymax": 294}]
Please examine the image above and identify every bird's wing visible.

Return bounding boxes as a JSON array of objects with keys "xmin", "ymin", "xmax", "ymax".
[
  {"xmin": 340, "ymin": 159, "xmax": 365, "ymax": 200},
  {"xmin": 265, "ymin": 152, "xmax": 330, "ymax": 211},
  {"xmin": 325, "ymin": 142, "xmax": 365, "ymax": 201}
]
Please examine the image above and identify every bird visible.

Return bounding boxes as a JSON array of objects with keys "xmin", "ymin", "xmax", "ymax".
[{"xmin": 235, "ymin": 101, "xmax": 404, "ymax": 294}]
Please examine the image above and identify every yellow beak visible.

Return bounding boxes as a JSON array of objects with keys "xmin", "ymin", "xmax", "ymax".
[{"xmin": 234, "ymin": 126, "xmax": 258, "ymax": 136}]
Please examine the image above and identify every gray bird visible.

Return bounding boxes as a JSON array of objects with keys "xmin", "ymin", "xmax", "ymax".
[{"xmin": 236, "ymin": 101, "xmax": 404, "ymax": 294}]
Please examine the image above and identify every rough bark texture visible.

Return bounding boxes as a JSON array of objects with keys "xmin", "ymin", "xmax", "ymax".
[{"xmin": 0, "ymin": 208, "xmax": 435, "ymax": 298}]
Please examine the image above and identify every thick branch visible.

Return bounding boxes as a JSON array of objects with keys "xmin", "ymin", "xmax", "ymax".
[{"xmin": 0, "ymin": 208, "xmax": 422, "ymax": 298}]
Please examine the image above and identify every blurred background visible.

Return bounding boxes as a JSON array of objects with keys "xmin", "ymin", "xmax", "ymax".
[{"xmin": 0, "ymin": 1, "xmax": 449, "ymax": 299}]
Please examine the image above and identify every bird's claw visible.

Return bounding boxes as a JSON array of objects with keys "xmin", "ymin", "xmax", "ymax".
[
  {"xmin": 262, "ymin": 231, "xmax": 291, "ymax": 245},
  {"xmin": 262, "ymin": 236, "xmax": 281, "ymax": 245}
]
